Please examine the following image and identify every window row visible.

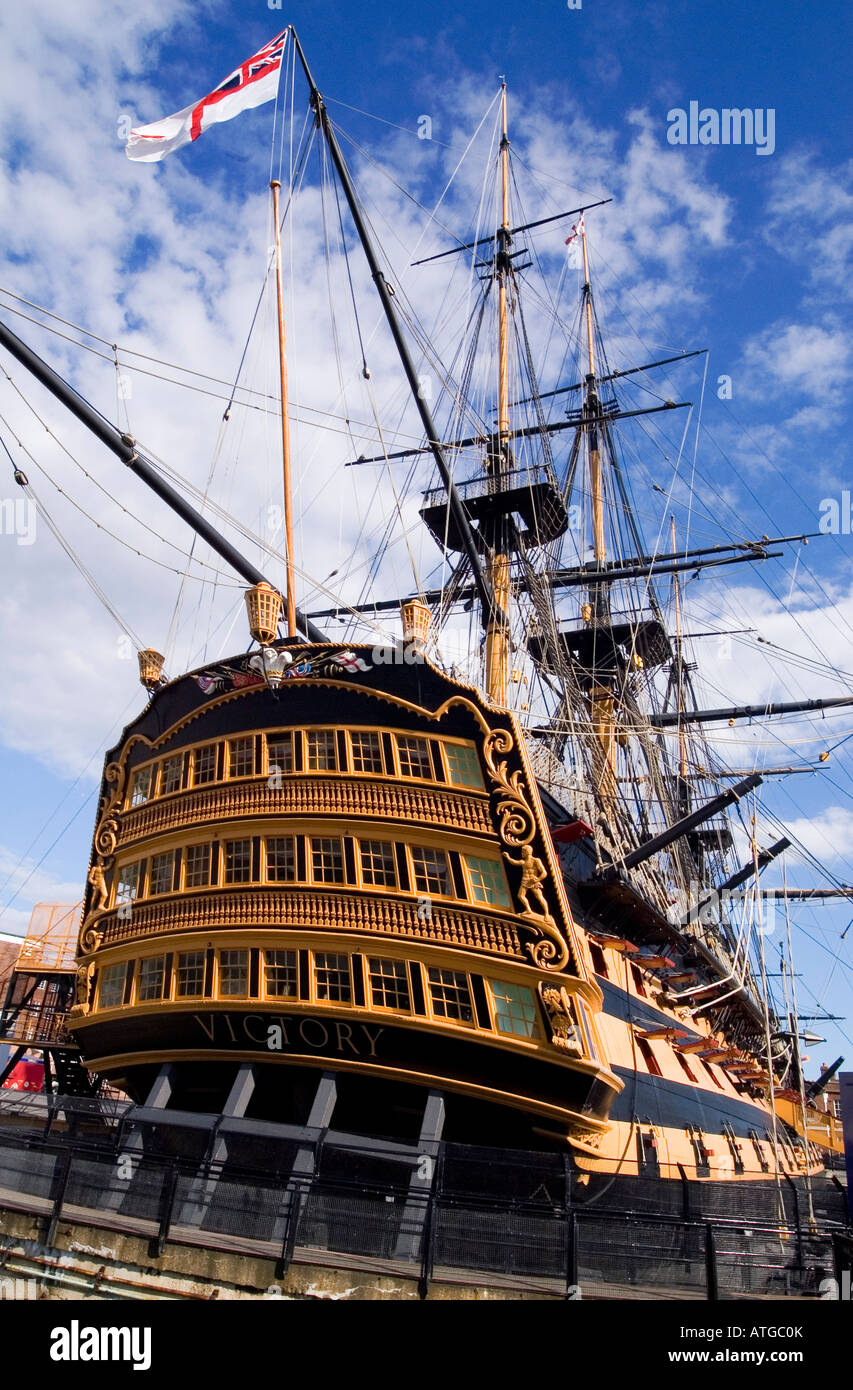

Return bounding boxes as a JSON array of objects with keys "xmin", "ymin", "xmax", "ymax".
[
  {"xmin": 96, "ymin": 947, "xmax": 540, "ymax": 1039},
  {"xmin": 113, "ymin": 836, "xmax": 512, "ymax": 909},
  {"xmin": 127, "ymin": 729, "xmax": 485, "ymax": 806}
]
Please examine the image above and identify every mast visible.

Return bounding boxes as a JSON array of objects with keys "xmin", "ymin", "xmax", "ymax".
[
  {"xmin": 484, "ymin": 83, "xmax": 512, "ymax": 706},
  {"xmin": 581, "ymin": 217, "xmax": 606, "ymax": 566},
  {"xmin": 270, "ymin": 179, "xmax": 298, "ymax": 638},
  {"xmin": 671, "ymin": 515, "xmax": 690, "ymax": 803},
  {"xmin": 580, "ymin": 218, "xmax": 617, "ymax": 804}
]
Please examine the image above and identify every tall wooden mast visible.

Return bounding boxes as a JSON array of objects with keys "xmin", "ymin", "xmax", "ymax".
[
  {"xmin": 270, "ymin": 178, "xmax": 298, "ymax": 638},
  {"xmin": 484, "ymin": 83, "xmax": 512, "ymax": 706},
  {"xmin": 581, "ymin": 218, "xmax": 606, "ymax": 566},
  {"xmin": 671, "ymin": 515, "xmax": 689, "ymax": 784},
  {"xmin": 580, "ymin": 220, "xmax": 617, "ymax": 803}
]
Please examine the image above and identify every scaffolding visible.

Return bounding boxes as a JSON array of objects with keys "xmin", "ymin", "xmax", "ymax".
[
  {"xmin": 0, "ymin": 903, "xmax": 94, "ymax": 1095},
  {"xmin": 12, "ymin": 902, "xmax": 79, "ymax": 973}
]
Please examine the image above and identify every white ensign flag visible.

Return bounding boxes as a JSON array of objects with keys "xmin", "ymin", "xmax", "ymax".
[
  {"xmin": 125, "ymin": 30, "xmax": 288, "ymax": 163},
  {"xmin": 565, "ymin": 218, "xmax": 584, "ymax": 269}
]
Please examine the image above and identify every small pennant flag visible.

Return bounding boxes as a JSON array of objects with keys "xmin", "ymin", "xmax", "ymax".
[
  {"xmin": 565, "ymin": 217, "xmax": 584, "ymax": 268},
  {"xmin": 125, "ymin": 30, "xmax": 288, "ymax": 163}
]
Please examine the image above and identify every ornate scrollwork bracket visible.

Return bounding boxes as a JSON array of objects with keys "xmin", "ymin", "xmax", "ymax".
[
  {"xmin": 102, "ymin": 759, "xmax": 127, "ymax": 816},
  {"xmin": 82, "ymin": 755, "xmax": 130, "ymax": 932},
  {"xmin": 482, "ymin": 729, "xmax": 536, "ymax": 846},
  {"xmin": 80, "ymin": 921, "xmax": 104, "ymax": 954},
  {"xmin": 481, "ymin": 728, "xmax": 571, "ymax": 971}
]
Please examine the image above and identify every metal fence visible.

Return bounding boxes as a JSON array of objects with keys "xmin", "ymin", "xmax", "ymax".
[{"xmin": 0, "ymin": 1095, "xmax": 848, "ymax": 1300}]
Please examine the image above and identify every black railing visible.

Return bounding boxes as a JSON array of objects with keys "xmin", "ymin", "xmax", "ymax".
[
  {"xmin": 421, "ymin": 463, "xmax": 557, "ymax": 508},
  {"xmin": 0, "ymin": 1095, "xmax": 848, "ymax": 1300}
]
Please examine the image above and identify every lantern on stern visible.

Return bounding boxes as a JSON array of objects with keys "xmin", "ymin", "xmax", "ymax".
[
  {"xmin": 400, "ymin": 599, "xmax": 431, "ymax": 652},
  {"xmin": 138, "ymin": 649, "xmax": 164, "ymax": 691},
  {"xmin": 245, "ymin": 583, "xmax": 283, "ymax": 646}
]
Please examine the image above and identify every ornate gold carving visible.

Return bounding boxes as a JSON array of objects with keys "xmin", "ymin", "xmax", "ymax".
[
  {"xmin": 94, "ymin": 816, "xmax": 120, "ymax": 858},
  {"xmin": 482, "ymin": 729, "xmax": 535, "ymax": 846},
  {"xmin": 91, "ymin": 745, "xmax": 141, "ymax": 861},
  {"xmin": 504, "ymin": 847, "xmax": 569, "ymax": 971},
  {"xmin": 539, "ymin": 983, "xmax": 583, "ymax": 1053},
  {"xmin": 87, "ymin": 863, "xmax": 109, "ymax": 912},
  {"xmin": 103, "ymin": 760, "xmax": 126, "ymax": 814},
  {"xmin": 118, "ymin": 776, "xmax": 493, "ymax": 846},
  {"xmin": 479, "ymin": 729, "xmax": 570, "ymax": 971},
  {"xmin": 80, "ymin": 861, "xmax": 111, "ymax": 953},
  {"xmin": 94, "ymin": 888, "xmax": 524, "ymax": 959},
  {"xmin": 80, "ymin": 921, "xmax": 104, "ymax": 954},
  {"xmin": 506, "ymin": 844, "xmax": 550, "ymax": 918},
  {"xmin": 70, "ymin": 962, "xmax": 94, "ymax": 1017}
]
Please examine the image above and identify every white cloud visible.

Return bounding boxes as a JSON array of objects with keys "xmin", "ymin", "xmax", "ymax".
[
  {"xmin": 764, "ymin": 150, "xmax": 853, "ymax": 302},
  {"xmin": 770, "ymin": 806, "xmax": 853, "ymax": 865},
  {"xmin": 739, "ymin": 319, "xmax": 851, "ymax": 407}
]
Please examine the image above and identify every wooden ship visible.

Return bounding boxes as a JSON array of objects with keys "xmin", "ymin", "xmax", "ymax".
[{"xmin": 0, "ymin": 30, "xmax": 848, "ymax": 1224}]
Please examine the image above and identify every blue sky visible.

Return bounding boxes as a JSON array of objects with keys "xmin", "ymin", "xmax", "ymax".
[{"xmin": 0, "ymin": 0, "xmax": 852, "ymax": 1070}]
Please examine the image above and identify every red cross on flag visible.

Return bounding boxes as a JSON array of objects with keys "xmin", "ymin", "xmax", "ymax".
[
  {"xmin": 125, "ymin": 30, "xmax": 289, "ymax": 162},
  {"xmin": 565, "ymin": 217, "xmax": 584, "ymax": 269}
]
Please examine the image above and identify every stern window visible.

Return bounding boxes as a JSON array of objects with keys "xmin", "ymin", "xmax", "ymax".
[
  {"xmin": 160, "ymin": 755, "xmax": 184, "ymax": 795},
  {"xmin": 184, "ymin": 844, "xmax": 212, "ymax": 889},
  {"xmin": 98, "ymin": 963, "xmax": 126, "ymax": 1009},
  {"xmin": 228, "ymin": 737, "xmax": 255, "ymax": 778},
  {"xmin": 193, "ymin": 744, "xmax": 218, "ymax": 785},
  {"xmin": 350, "ymin": 731, "xmax": 384, "ymax": 774},
  {"xmin": 306, "ymin": 730, "xmax": 338, "ymax": 771},
  {"xmin": 266, "ymin": 734, "xmax": 293, "ymax": 775},
  {"xmin": 465, "ymin": 854, "xmax": 511, "ymax": 907},
  {"xmin": 266, "ymin": 837, "xmax": 296, "ymax": 883},
  {"xmin": 149, "ymin": 851, "xmax": 176, "ymax": 896},
  {"xmin": 315, "ymin": 952, "xmax": 351, "ymax": 1003},
  {"xmin": 489, "ymin": 980, "xmax": 537, "ymax": 1037},
  {"xmin": 443, "ymin": 743, "xmax": 484, "ymax": 789},
  {"xmin": 224, "ymin": 838, "xmax": 253, "ymax": 884},
  {"xmin": 175, "ymin": 951, "xmax": 205, "ymax": 997},
  {"xmin": 219, "ymin": 949, "xmax": 249, "ymax": 996},
  {"xmin": 368, "ymin": 957, "xmax": 411, "ymax": 1011},
  {"xmin": 410, "ymin": 846, "xmax": 452, "ymax": 897},
  {"xmin": 396, "ymin": 736, "xmax": 433, "ymax": 780},
  {"xmin": 129, "ymin": 767, "xmax": 153, "ymax": 807},
  {"xmin": 427, "ymin": 967, "xmax": 474, "ymax": 1023},
  {"xmin": 311, "ymin": 837, "xmax": 345, "ymax": 884},
  {"xmin": 115, "ymin": 862, "xmax": 140, "ymax": 906},
  {"xmin": 264, "ymin": 949, "xmax": 298, "ymax": 998},
  {"xmin": 137, "ymin": 956, "xmax": 166, "ymax": 1002},
  {"xmin": 359, "ymin": 840, "xmax": 397, "ymax": 888}
]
